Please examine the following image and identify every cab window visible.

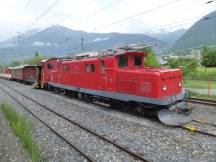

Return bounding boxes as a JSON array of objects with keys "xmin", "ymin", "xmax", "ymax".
[
  {"xmin": 91, "ymin": 64, "xmax": 95, "ymax": 72},
  {"xmin": 118, "ymin": 55, "xmax": 128, "ymax": 68},
  {"xmin": 134, "ymin": 56, "xmax": 142, "ymax": 66},
  {"xmin": 85, "ymin": 64, "xmax": 90, "ymax": 72},
  {"xmin": 47, "ymin": 63, "xmax": 53, "ymax": 69},
  {"xmin": 100, "ymin": 61, "xmax": 105, "ymax": 72}
]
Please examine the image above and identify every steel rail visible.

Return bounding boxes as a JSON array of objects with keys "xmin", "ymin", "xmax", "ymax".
[
  {"xmin": 0, "ymin": 86, "xmax": 95, "ymax": 162},
  {"xmin": 0, "ymin": 82, "xmax": 150, "ymax": 162},
  {"xmin": 188, "ymin": 98, "xmax": 216, "ymax": 107}
]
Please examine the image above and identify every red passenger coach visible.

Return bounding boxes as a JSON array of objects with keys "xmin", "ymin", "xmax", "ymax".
[
  {"xmin": 41, "ymin": 50, "xmax": 184, "ymax": 108},
  {"xmin": 0, "ymin": 67, "xmax": 11, "ymax": 79},
  {"xmin": 11, "ymin": 65, "xmax": 40, "ymax": 84}
]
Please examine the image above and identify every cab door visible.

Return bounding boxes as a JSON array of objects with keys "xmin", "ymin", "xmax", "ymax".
[
  {"xmin": 98, "ymin": 58, "xmax": 115, "ymax": 91},
  {"xmin": 98, "ymin": 60, "xmax": 106, "ymax": 90},
  {"xmin": 106, "ymin": 59, "xmax": 115, "ymax": 91}
]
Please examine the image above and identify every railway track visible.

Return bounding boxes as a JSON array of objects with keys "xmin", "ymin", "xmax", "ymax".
[
  {"xmin": 182, "ymin": 120, "xmax": 216, "ymax": 137},
  {"xmin": 188, "ymin": 98, "xmax": 216, "ymax": 107},
  {"xmin": 180, "ymin": 99, "xmax": 216, "ymax": 136},
  {"xmin": 0, "ymin": 82, "xmax": 149, "ymax": 162}
]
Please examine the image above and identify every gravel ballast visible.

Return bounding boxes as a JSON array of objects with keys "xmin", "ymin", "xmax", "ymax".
[
  {"xmin": 0, "ymin": 78, "xmax": 216, "ymax": 162},
  {"xmin": 0, "ymin": 108, "xmax": 31, "ymax": 162}
]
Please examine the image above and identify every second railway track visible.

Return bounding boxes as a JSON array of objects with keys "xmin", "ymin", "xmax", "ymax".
[
  {"xmin": 0, "ymin": 82, "xmax": 150, "ymax": 162},
  {"xmin": 188, "ymin": 98, "xmax": 216, "ymax": 107}
]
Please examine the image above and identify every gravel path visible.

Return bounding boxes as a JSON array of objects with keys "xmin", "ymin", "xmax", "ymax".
[
  {"xmin": 0, "ymin": 109, "xmax": 30, "ymax": 162},
  {"xmin": 1, "ymin": 79, "xmax": 216, "ymax": 162}
]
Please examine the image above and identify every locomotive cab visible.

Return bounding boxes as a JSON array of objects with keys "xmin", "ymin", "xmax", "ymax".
[
  {"xmin": 115, "ymin": 51, "xmax": 183, "ymax": 103},
  {"xmin": 117, "ymin": 52, "xmax": 145, "ymax": 69}
]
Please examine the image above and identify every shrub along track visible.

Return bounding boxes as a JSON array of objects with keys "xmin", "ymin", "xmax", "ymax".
[{"xmin": 0, "ymin": 82, "xmax": 150, "ymax": 162}]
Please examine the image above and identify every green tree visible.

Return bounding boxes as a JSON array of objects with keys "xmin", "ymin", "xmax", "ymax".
[
  {"xmin": 182, "ymin": 58, "xmax": 197, "ymax": 75},
  {"xmin": 201, "ymin": 46, "xmax": 216, "ymax": 67},
  {"xmin": 142, "ymin": 47, "xmax": 160, "ymax": 67},
  {"xmin": 25, "ymin": 52, "xmax": 43, "ymax": 65},
  {"xmin": 167, "ymin": 58, "xmax": 179, "ymax": 68},
  {"xmin": 11, "ymin": 60, "xmax": 21, "ymax": 67}
]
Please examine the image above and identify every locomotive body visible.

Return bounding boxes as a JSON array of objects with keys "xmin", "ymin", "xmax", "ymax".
[
  {"xmin": 41, "ymin": 51, "xmax": 184, "ymax": 107},
  {"xmin": 0, "ymin": 48, "xmax": 191, "ymax": 125}
]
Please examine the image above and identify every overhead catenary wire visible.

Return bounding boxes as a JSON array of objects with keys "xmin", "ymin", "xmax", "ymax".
[
  {"xmin": 57, "ymin": 0, "xmax": 215, "ymax": 47},
  {"xmin": 58, "ymin": 14, "xmax": 216, "ymax": 46},
  {"xmin": 94, "ymin": 0, "xmax": 182, "ymax": 31},
  {"xmin": 24, "ymin": 0, "xmax": 61, "ymax": 33},
  {"xmin": 42, "ymin": 0, "xmax": 122, "ymax": 40},
  {"xmin": 55, "ymin": 0, "xmax": 95, "ymax": 24}
]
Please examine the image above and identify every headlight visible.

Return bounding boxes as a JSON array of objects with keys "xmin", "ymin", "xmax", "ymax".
[
  {"xmin": 162, "ymin": 85, "xmax": 167, "ymax": 91},
  {"xmin": 178, "ymin": 82, "xmax": 182, "ymax": 87}
]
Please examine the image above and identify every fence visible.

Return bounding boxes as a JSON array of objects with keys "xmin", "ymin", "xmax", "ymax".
[{"xmin": 183, "ymin": 76, "xmax": 216, "ymax": 97}]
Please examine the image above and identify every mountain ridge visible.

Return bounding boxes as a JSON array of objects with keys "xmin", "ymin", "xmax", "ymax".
[
  {"xmin": 0, "ymin": 25, "xmax": 168, "ymax": 64},
  {"xmin": 173, "ymin": 10, "xmax": 216, "ymax": 50}
]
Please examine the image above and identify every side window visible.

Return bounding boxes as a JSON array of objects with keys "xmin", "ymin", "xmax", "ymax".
[
  {"xmin": 100, "ymin": 61, "xmax": 105, "ymax": 73},
  {"xmin": 118, "ymin": 55, "xmax": 128, "ymax": 68},
  {"xmin": 85, "ymin": 64, "xmax": 90, "ymax": 72},
  {"xmin": 47, "ymin": 63, "xmax": 53, "ymax": 69},
  {"xmin": 91, "ymin": 64, "xmax": 95, "ymax": 72},
  {"xmin": 134, "ymin": 56, "xmax": 142, "ymax": 66}
]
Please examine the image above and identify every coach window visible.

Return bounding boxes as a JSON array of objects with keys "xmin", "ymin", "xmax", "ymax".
[
  {"xmin": 118, "ymin": 55, "xmax": 128, "ymax": 68},
  {"xmin": 47, "ymin": 63, "xmax": 53, "ymax": 69},
  {"xmin": 100, "ymin": 61, "xmax": 105, "ymax": 72},
  {"xmin": 134, "ymin": 56, "xmax": 142, "ymax": 66},
  {"xmin": 91, "ymin": 64, "xmax": 95, "ymax": 72},
  {"xmin": 85, "ymin": 64, "xmax": 90, "ymax": 72}
]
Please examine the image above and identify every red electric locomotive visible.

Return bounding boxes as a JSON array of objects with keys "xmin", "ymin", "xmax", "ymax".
[{"xmin": 40, "ymin": 47, "xmax": 191, "ymax": 126}]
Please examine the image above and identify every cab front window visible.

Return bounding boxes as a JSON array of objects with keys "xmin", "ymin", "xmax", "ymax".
[
  {"xmin": 118, "ymin": 55, "xmax": 128, "ymax": 68},
  {"xmin": 134, "ymin": 56, "xmax": 142, "ymax": 66}
]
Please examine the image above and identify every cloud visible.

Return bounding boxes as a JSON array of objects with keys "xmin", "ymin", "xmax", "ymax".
[
  {"xmin": 31, "ymin": 41, "xmax": 52, "ymax": 47},
  {"xmin": 92, "ymin": 37, "xmax": 110, "ymax": 42},
  {"xmin": 31, "ymin": 41, "xmax": 44, "ymax": 47}
]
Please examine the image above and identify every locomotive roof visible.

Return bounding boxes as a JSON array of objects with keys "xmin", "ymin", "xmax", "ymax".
[{"xmin": 41, "ymin": 43, "xmax": 151, "ymax": 62}]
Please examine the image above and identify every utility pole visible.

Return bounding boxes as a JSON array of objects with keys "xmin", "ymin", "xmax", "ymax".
[
  {"xmin": 81, "ymin": 37, "xmax": 84, "ymax": 51},
  {"xmin": 17, "ymin": 31, "xmax": 23, "ymax": 65}
]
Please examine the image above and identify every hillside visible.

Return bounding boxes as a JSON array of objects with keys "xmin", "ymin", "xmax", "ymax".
[
  {"xmin": 0, "ymin": 25, "xmax": 167, "ymax": 64},
  {"xmin": 148, "ymin": 29, "xmax": 187, "ymax": 46},
  {"xmin": 173, "ymin": 10, "xmax": 216, "ymax": 50}
]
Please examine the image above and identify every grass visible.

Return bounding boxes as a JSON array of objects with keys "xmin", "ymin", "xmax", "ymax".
[
  {"xmin": 0, "ymin": 102, "xmax": 41, "ymax": 162},
  {"xmin": 183, "ymin": 79, "xmax": 216, "ymax": 89},
  {"xmin": 188, "ymin": 66, "xmax": 216, "ymax": 77},
  {"xmin": 190, "ymin": 92, "xmax": 216, "ymax": 100}
]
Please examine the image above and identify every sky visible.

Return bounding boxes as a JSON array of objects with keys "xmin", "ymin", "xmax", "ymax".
[{"xmin": 0, "ymin": 0, "xmax": 215, "ymax": 42}]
